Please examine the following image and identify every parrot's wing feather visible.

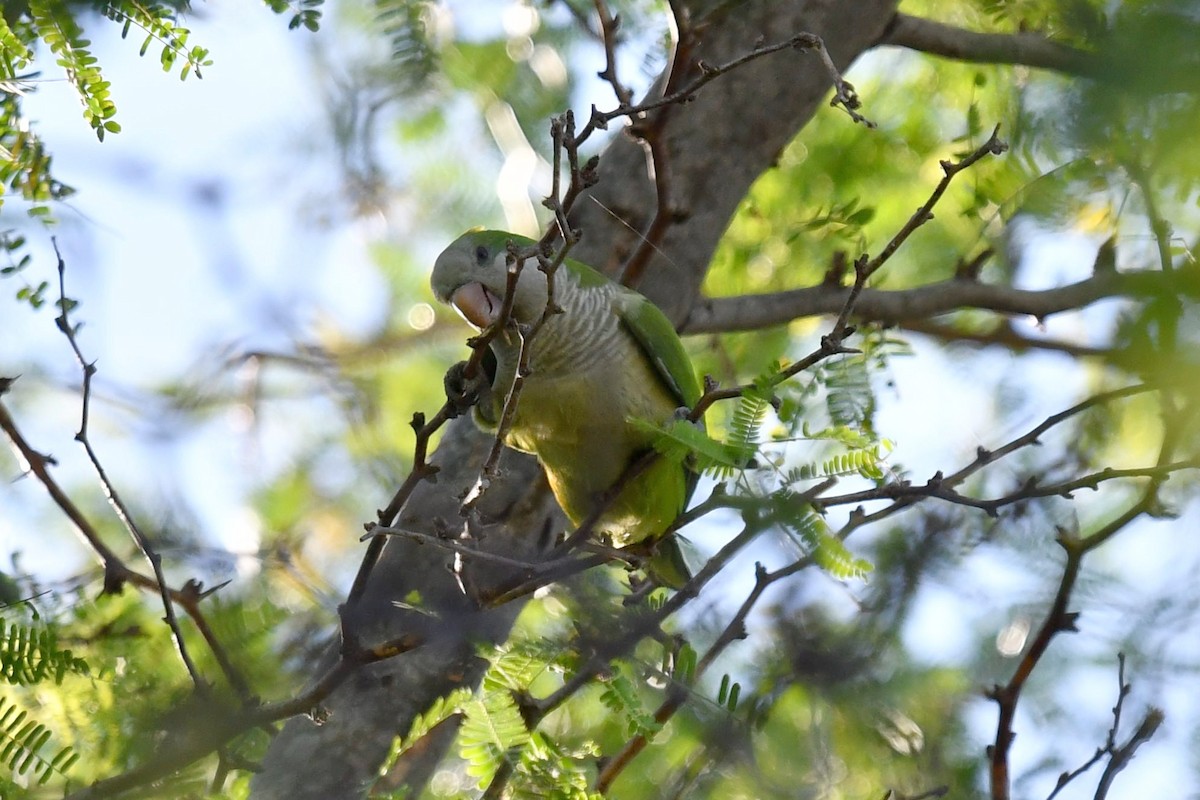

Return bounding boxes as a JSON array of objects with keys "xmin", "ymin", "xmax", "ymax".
[
  {"xmin": 615, "ymin": 291, "xmax": 702, "ymax": 409},
  {"xmin": 614, "ymin": 289, "xmax": 706, "ymax": 505}
]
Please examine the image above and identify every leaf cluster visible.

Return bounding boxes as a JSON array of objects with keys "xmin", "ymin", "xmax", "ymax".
[
  {"xmin": 264, "ymin": 0, "xmax": 323, "ymax": 33},
  {"xmin": 0, "ymin": 695, "xmax": 79, "ymax": 793},
  {"xmin": 0, "ymin": 615, "xmax": 89, "ymax": 794},
  {"xmin": 0, "ymin": 618, "xmax": 90, "ymax": 686}
]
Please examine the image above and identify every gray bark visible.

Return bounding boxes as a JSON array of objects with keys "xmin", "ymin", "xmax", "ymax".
[{"xmin": 251, "ymin": 1, "xmax": 899, "ymax": 797}]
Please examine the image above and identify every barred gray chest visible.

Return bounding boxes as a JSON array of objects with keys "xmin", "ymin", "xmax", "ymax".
[{"xmin": 528, "ymin": 282, "xmax": 626, "ymax": 377}]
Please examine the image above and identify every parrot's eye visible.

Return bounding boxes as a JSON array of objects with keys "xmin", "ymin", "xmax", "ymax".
[{"xmin": 474, "ymin": 245, "xmax": 489, "ymax": 265}]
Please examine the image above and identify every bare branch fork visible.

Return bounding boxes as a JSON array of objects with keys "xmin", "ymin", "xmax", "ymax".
[
  {"xmin": 984, "ymin": 403, "xmax": 1186, "ymax": 799},
  {"xmin": 1046, "ymin": 654, "xmax": 1165, "ymax": 800}
]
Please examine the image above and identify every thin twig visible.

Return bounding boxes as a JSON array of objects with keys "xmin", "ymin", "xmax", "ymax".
[
  {"xmin": 592, "ymin": 0, "xmax": 632, "ymax": 108},
  {"xmin": 364, "ymin": 523, "xmax": 582, "ymax": 573},
  {"xmin": 815, "ymin": 457, "xmax": 1198, "ymax": 514},
  {"xmin": 344, "ymin": 404, "xmax": 450, "ymax": 609},
  {"xmin": 987, "ymin": 381, "xmax": 1186, "ymax": 799},
  {"xmin": 52, "ymin": 238, "xmax": 208, "ymax": 693},
  {"xmin": 1046, "ymin": 654, "xmax": 1129, "ymax": 800},
  {"xmin": 862, "ymin": 127, "xmax": 1007, "ymax": 280},
  {"xmin": 987, "ymin": 531, "xmax": 1085, "ymax": 800},
  {"xmin": 898, "ymin": 318, "xmax": 1120, "ymax": 360},
  {"xmin": 0, "ymin": 397, "xmax": 254, "ymax": 700},
  {"xmin": 1093, "ymin": 708, "xmax": 1165, "ymax": 799},
  {"xmin": 575, "ymin": 31, "xmax": 871, "ymax": 145}
]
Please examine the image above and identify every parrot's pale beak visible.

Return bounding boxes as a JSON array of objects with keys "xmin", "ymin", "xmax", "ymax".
[{"xmin": 450, "ymin": 282, "xmax": 502, "ymax": 329}]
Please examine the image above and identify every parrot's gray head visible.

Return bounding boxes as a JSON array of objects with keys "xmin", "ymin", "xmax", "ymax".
[{"xmin": 431, "ymin": 230, "xmax": 549, "ymax": 330}]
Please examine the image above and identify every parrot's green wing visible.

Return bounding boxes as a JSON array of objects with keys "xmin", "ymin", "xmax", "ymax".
[{"xmin": 614, "ymin": 290, "xmax": 702, "ymax": 410}]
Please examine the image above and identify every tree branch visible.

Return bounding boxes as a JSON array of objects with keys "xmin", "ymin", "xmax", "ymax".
[
  {"xmin": 878, "ymin": 13, "xmax": 1095, "ymax": 76},
  {"xmin": 897, "ymin": 318, "xmax": 1117, "ymax": 360},
  {"xmin": 987, "ymin": 532, "xmax": 1085, "ymax": 800},
  {"xmin": 683, "ymin": 268, "xmax": 1197, "ymax": 334}
]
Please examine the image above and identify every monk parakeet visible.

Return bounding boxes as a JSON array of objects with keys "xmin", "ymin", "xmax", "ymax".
[{"xmin": 431, "ymin": 230, "xmax": 702, "ymax": 585}]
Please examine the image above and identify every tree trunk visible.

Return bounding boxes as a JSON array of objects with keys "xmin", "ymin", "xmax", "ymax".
[{"xmin": 251, "ymin": 1, "xmax": 898, "ymax": 796}]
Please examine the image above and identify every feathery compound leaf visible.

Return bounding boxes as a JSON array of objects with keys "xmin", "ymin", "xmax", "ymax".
[
  {"xmin": 0, "ymin": 620, "xmax": 90, "ymax": 686},
  {"xmin": 516, "ymin": 732, "xmax": 601, "ymax": 799},
  {"xmin": 792, "ymin": 425, "xmax": 894, "ymax": 482},
  {"xmin": 795, "ymin": 447, "xmax": 888, "ymax": 480},
  {"xmin": 727, "ymin": 386, "xmax": 770, "ymax": 463},
  {"xmin": 98, "ymin": 2, "xmax": 213, "ymax": 81},
  {"xmin": 481, "ymin": 641, "xmax": 552, "ymax": 692},
  {"xmin": 27, "ymin": 0, "xmax": 117, "ymax": 139},
  {"xmin": 459, "ymin": 689, "xmax": 529, "ymax": 784},
  {"xmin": 825, "ymin": 354, "xmax": 875, "ymax": 430},
  {"xmin": 770, "ymin": 493, "xmax": 872, "ymax": 579},
  {"xmin": 599, "ymin": 663, "xmax": 661, "ymax": 738},
  {"xmin": 384, "ymin": 687, "xmax": 471, "ymax": 767},
  {"xmin": 375, "ymin": 0, "xmax": 438, "ymax": 90},
  {"xmin": 0, "ymin": 696, "xmax": 76, "ymax": 786},
  {"xmin": 0, "ymin": 17, "xmax": 33, "ymax": 69},
  {"xmin": 456, "ymin": 642, "xmax": 549, "ymax": 785},
  {"xmin": 629, "ymin": 417, "xmax": 746, "ymax": 478}
]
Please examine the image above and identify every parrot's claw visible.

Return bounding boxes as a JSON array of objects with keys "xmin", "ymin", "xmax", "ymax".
[{"xmin": 443, "ymin": 361, "xmax": 479, "ymax": 418}]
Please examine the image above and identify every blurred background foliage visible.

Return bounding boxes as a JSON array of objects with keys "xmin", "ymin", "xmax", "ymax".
[{"xmin": 2, "ymin": 0, "xmax": 1199, "ymax": 797}]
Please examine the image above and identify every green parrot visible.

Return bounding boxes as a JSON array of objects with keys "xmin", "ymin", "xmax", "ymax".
[{"xmin": 431, "ymin": 229, "xmax": 702, "ymax": 585}]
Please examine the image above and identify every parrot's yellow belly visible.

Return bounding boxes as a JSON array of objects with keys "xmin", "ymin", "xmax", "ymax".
[{"xmin": 504, "ymin": 365, "xmax": 685, "ymax": 548}]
